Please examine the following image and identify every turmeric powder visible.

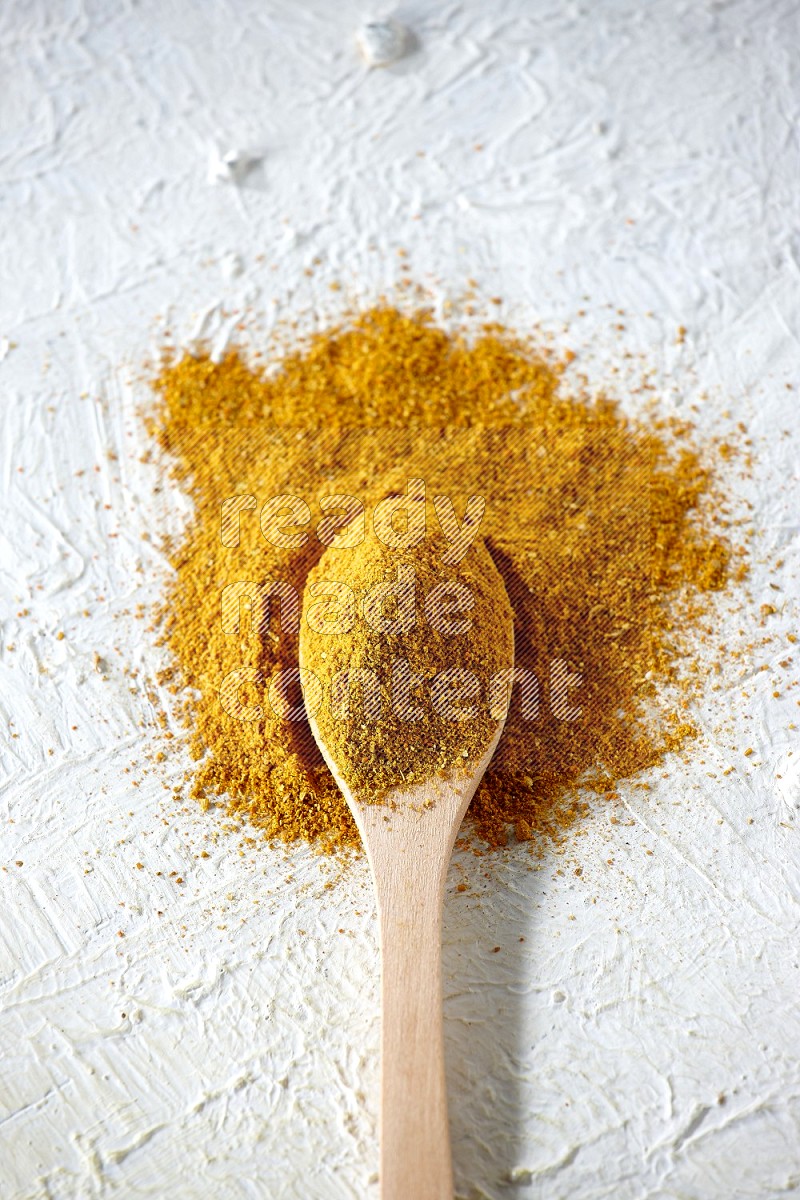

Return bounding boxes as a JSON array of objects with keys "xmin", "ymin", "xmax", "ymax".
[
  {"xmin": 299, "ymin": 528, "xmax": 515, "ymax": 795},
  {"xmin": 148, "ymin": 302, "xmax": 739, "ymax": 851}
]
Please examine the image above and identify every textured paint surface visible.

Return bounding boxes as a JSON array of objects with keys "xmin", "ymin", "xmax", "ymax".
[{"xmin": 1, "ymin": 1, "xmax": 799, "ymax": 1197}]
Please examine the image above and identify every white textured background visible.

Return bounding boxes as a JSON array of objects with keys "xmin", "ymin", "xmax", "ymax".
[{"xmin": 1, "ymin": 1, "xmax": 799, "ymax": 1197}]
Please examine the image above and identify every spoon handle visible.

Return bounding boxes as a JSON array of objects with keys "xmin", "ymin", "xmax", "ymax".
[{"xmin": 362, "ymin": 801, "xmax": 458, "ymax": 1200}]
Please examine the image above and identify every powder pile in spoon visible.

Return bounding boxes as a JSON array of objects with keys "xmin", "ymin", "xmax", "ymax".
[
  {"xmin": 299, "ymin": 530, "xmax": 514, "ymax": 795},
  {"xmin": 147, "ymin": 302, "xmax": 740, "ymax": 851}
]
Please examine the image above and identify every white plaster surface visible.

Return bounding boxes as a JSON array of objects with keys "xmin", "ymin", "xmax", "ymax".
[{"xmin": 1, "ymin": 1, "xmax": 799, "ymax": 1197}]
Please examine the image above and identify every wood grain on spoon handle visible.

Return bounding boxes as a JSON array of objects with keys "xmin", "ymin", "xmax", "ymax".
[
  {"xmin": 354, "ymin": 729, "xmax": 505, "ymax": 1200},
  {"xmin": 359, "ymin": 796, "xmax": 461, "ymax": 1200}
]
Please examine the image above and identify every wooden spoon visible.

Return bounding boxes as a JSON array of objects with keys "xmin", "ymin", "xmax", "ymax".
[{"xmin": 300, "ymin": 630, "xmax": 513, "ymax": 1199}]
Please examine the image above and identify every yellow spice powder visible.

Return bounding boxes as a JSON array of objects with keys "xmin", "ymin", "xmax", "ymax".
[
  {"xmin": 299, "ymin": 529, "xmax": 515, "ymax": 795},
  {"xmin": 148, "ymin": 302, "xmax": 739, "ymax": 852}
]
